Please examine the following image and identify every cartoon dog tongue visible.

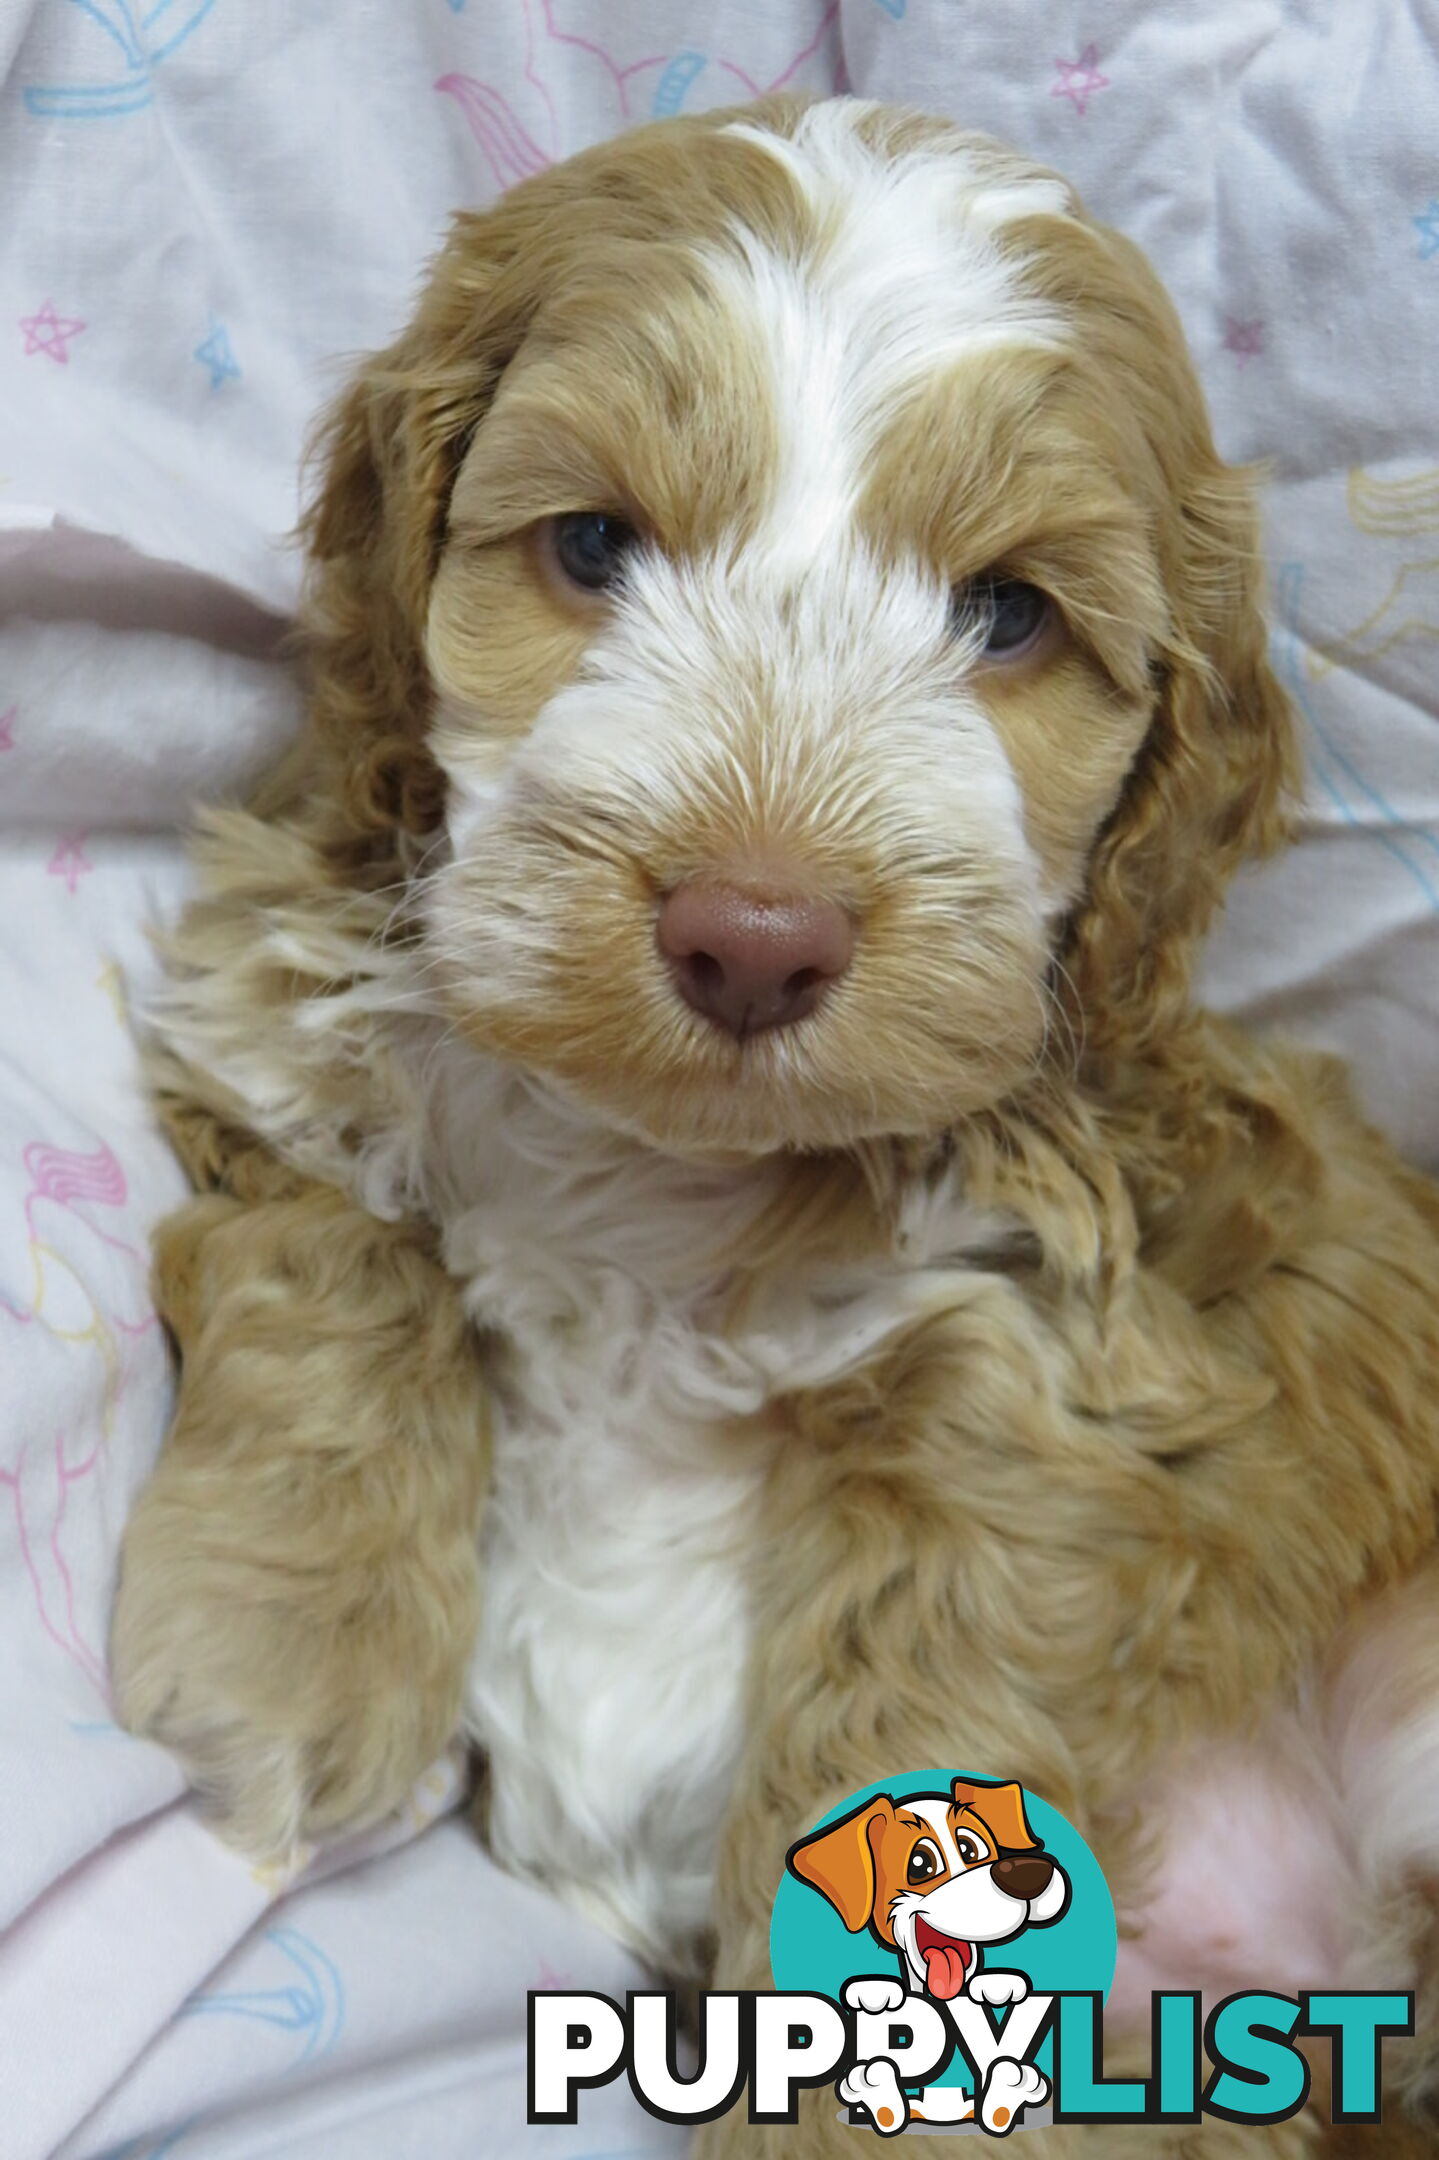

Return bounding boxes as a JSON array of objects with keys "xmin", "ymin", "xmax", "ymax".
[{"xmin": 921, "ymin": 1937, "xmax": 971, "ymax": 2000}]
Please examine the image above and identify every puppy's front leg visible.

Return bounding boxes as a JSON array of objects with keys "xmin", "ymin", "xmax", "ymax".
[{"xmin": 109, "ymin": 1184, "xmax": 488, "ymax": 1859}]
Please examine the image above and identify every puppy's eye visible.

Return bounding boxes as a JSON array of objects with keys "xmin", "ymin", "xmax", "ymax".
[
  {"xmin": 955, "ymin": 1833, "xmax": 988, "ymax": 1866},
  {"xmin": 550, "ymin": 511, "xmax": 637, "ymax": 594},
  {"xmin": 906, "ymin": 1838, "xmax": 945, "ymax": 1885},
  {"xmin": 952, "ymin": 576, "xmax": 1051, "ymax": 661}
]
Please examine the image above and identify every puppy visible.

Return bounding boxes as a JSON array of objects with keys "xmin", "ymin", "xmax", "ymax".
[{"xmin": 108, "ymin": 96, "xmax": 1439, "ymax": 2155}]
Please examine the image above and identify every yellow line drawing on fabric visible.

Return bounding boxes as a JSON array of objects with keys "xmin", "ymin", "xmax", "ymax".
[
  {"xmin": 1, "ymin": 1141, "xmax": 159, "ymax": 1690},
  {"xmin": 96, "ymin": 960, "xmax": 126, "ymax": 1021},
  {"xmin": 1346, "ymin": 464, "xmax": 1439, "ymax": 537},
  {"xmin": 1306, "ymin": 558, "xmax": 1439, "ymax": 680},
  {"xmin": 1305, "ymin": 466, "xmax": 1439, "ymax": 681}
]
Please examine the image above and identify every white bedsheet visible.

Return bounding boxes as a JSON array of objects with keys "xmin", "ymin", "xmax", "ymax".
[{"xmin": 1, "ymin": 4, "xmax": 1435, "ymax": 2155}]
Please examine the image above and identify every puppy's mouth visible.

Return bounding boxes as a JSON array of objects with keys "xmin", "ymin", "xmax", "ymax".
[{"xmin": 913, "ymin": 1917, "xmax": 974, "ymax": 2000}]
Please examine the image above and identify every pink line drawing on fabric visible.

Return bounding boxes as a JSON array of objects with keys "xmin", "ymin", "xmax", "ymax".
[
  {"xmin": 703, "ymin": 4, "xmax": 839, "ymax": 99},
  {"xmin": 52, "ymin": 1427, "xmax": 105, "ymax": 1681},
  {"xmin": 436, "ymin": 0, "xmax": 841, "ymax": 190},
  {"xmin": 1, "ymin": 1141, "xmax": 161, "ymax": 1693},
  {"xmin": 0, "ymin": 706, "xmax": 16, "ymax": 751},
  {"xmin": 1222, "ymin": 316, "xmax": 1265, "ymax": 367},
  {"xmin": 21, "ymin": 1139, "xmax": 154, "ymax": 1298},
  {"xmin": 0, "ymin": 1434, "xmax": 108, "ymax": 1692},
  {"xmin": 48, "ymin": 833, "xmax": 94, "ymax": 892},
  {"xmin": 28, "ymin": 1139, "xmax": 128, "ymax": 1213},
  {"xmin": 19, "ymin": 300, "xmax": 86, "ymax": 363},
  {"xmin": 1051, "ymin": 44, "xmax": 1110, "ymax": 117}
]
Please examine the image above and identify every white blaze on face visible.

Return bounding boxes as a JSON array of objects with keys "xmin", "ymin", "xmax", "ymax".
[
  {"xmin": 717, "ymin": 101, "xmax": 1071, "ymax": 581},
  {"xmin": 437, "ymin": 533, "xmax": 1041, "ymax": 925}
]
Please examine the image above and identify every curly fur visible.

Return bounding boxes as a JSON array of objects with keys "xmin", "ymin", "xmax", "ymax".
[{"xmin": 109, "ymin": 97, "xmax": 1439, "ymax": 2152}]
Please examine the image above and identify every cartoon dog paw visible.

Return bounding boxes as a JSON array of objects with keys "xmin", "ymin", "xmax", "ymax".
[
  {"xmin": 980, "ymin": 2056, "xmax": 1049, "ymax": 2134},
  {"xmin": 967, "ymin": 1969, "xmax": 1031, "ymax": 2007},
  {"xmin": 843, "ymin": 1975, "xmax": 909, "ymax": 2016},
  {"xmin": 839, "ymin": 2057, "xmax": 910, "ymax": 2135}
]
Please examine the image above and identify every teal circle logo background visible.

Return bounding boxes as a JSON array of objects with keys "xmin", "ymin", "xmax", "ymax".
[{"xmin": 770, "ymin": 1770, "xmax": 1116, "ymax": 2094}]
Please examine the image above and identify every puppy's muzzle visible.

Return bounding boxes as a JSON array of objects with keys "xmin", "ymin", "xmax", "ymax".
[
  {"xmin": 992, "ymin": 1853, "xmax": 1055, "ymax": 1902},
  {"xmin": 656, "ymin": 879, "xmax": 854, "ymax": 1040}
]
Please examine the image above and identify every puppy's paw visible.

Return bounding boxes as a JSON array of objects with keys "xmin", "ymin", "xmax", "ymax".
[
  {"xmin": 980, "ymin": 2057, "xmax": 1048, "ymax": 2134},
  {"xmin": 110, "ymin": 1480, "xmax": 477, "ymax": 1861},
  {"xmin": 967, "ymin": 1968, "xmax": 1030, "ymax": 2007},
  {"xmin": 838, "ymin": 2058, "xmax": 909, "ymax": 2135},
  {"xmin": 843, "ymin": 1975, "xmax": 910, "ymax": 2016}
]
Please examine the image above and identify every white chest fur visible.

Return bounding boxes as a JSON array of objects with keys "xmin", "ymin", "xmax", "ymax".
[
  {"xmin": 469, "ymin": 1356, "xmax": 769, "ymax": 1973},
  {"xmin": 416, "ymin": 1051, "xmax": 1013, "ymax": 1976}
]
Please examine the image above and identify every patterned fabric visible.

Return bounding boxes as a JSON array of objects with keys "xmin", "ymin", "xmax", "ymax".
[{"xmin": 0, "ymin": 5, "xmax": 1434, "ymax": 2154}]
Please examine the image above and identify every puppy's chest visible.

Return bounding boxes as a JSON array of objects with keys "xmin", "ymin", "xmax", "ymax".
[
  {"xmin": 466, "ymin": 1323, "xmax": 771, "ymax": 1971},
  {"xmin": 420, "ymin": 1107, "xmax": 752, "ymax": 1962},
  {"xmin": 426, "ymin": 1068, "xmax": 1012, "ymax": 1970}
]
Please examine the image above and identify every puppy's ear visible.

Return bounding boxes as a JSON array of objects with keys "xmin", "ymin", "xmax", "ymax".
[
  {"xmin": 298, "ymin": 206, "xmax": 539, "ymax": 852},
  {"xmin": 787, "ymin": 1796, "xmax": 895, "ymax": 1931},
  {"xmin": 293, "ymin": 103, "xmax": 774, "ymax": 866},
  {"xmin": 951, "ymin": 1779, "xmax": 1038, "ymax": 1854},
  {"xmin": 1059, "ymin": 237, "xmax": 1301, "ymax": 1060}
]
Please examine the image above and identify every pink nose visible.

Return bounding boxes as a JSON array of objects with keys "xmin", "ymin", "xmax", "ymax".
[{"xmin": 656, "ymin": 882, "xmax": 854, "ymax": 1040}]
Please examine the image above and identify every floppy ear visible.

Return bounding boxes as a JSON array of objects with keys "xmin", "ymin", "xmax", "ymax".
[
  {"xmin": 1057, "ymin": 238, "xmax": 1301, "ymax": 1060},
  {"xmin": 297, "ymin": 204, "xmax": 543, "ymax": 855},
  {"xmin": 294, "ymin": 102, "xmax": 791, "ymax": 869},
  {"xmin": 787, "ymin": 1796, "xmax": 895, "ymax": 1931},
  {"xmin": 952, "ymin": 1779, "xmax": 1038, "ymax": 1854}
]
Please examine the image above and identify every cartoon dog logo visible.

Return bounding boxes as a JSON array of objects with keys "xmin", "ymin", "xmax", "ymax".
[{"xmin": 787, "ymin": 1778, "xmax": 1070, "ymax": 2135}]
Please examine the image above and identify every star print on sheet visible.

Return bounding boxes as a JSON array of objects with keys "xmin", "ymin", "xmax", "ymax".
[
  {"xmin": 194, "ymin": 317, "xmax": 240, "ymax": 388},
  {"xmin": 1414, "ymin": 203, "xmax": 1439, "ymax": 260},
  {"xmin": 19, "ymin": 301, "xmax": 86, "ymax": 362},
  {"xmin": 1051, "ymin": 44, "xmax": 1110, "ymax": 116},
  {"xmin": 1223, "ymin": 316, "xmax": 1265, "ymax": 366},
  {"xmin": 48, "ymin": 835, "xmax": 93, "ymax": 892}
]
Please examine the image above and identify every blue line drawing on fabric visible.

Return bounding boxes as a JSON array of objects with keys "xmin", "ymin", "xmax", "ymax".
[
  {"xmin": 93, "ymin": 1932, "xmax": 342, "ymax": 2159},
  {"xmin": 652, "ymin": 52, "xmax": 707, "ymax": 117},
  {"xmin": 179, "ymin": 1926, "xmax": 346, "ymax": 2066},
  {"xmin": 194, "ymin": 316, "xmax": 240, "ymax": 390},
  {"xmin": 1275, "ymin": 562, "xmax": 1439, "ymax": 912},
  {"xmin": 1413, "ymin": 203, "xmax": 1439, "ymax": 262},
  {"xmin": 872, "ymin": 0, "xmax": 907, "ymax": 17},
  {"xmin": 24, "ymin": 0, "xmax": 219, "ymax": 121}
]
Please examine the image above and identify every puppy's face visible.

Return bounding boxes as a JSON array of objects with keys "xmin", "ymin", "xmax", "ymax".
[{"xmin": 334, "ymin": 100, "xmax": 1285, "ymax": 1158}]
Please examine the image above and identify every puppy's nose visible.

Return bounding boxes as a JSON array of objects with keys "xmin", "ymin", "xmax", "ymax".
[
  {"xmin": 657, "ymin": 881, "xmax": 853, "ymax": 1039},
  {"xmin": 992, "ymin": 1854, "xmax": 1054, "ymax": 1902}
]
